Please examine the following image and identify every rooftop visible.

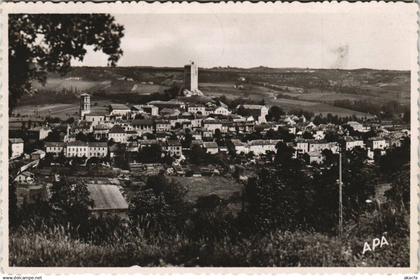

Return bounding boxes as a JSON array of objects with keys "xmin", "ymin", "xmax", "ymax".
[
  {"xmin": 86, "ymin": 184, "xmax": 129, "ymax": 211},
  {"xmin": 237, "ymin": 104, "xmax": 267, "ymax": 110},
  {"xmin": 132, "ymin": 119, "xmax": 154, "ymax": 126},
  {"xmin": 110, "ymin": 104, "xmax": 130, "ymax": 111},
  {"xmin": 45, "ymin": 142, "xmax": 65, "ymax": 147},
  {"xmin": 248, "ymin": 139, "xmax": 280, "ymax": 146},
  {"xmin": 167, "ymin": 139, "xmax": 181, "ymax": 146},
  {"xmin": 109, "ymin": 125, "xmax": 126, "ymax": 134},
  {"xmin": 203, "ymin": 142, "xmax": 218, "ymax": 149},
  {"xmin": 10, "ymin": 138, "xmax": 24, "ymax": 144},
  {"xmin": 88, "ymin": 142, "xmax": 108, "ymax": 147}
]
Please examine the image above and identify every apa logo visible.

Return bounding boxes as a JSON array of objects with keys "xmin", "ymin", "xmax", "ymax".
[{"xmin": 362, "ymin": 236, "xmax": 389, "ymax": 254}]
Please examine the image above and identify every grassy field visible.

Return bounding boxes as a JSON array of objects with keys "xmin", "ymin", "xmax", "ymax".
[
  {"xmin": 270, "ymin": 98, "xmax": 374, "ymax": 118},
  {"xmin": 169, "ymin": 176, "xmax": 243, "ymax": 202},
  {"xmin": 200, "ymin": 83, "xmax": 374, "ymax": 117},
  {"xmin": 10, "ymin": 226, "xmax": 409, "ymax": 267},
  {"xmin": 280, "ymin": 90, "xmax": 371, "ymax": 102},
  {"xmin": 13, "ymin": 100, "xmax": 113, "ymax": 120},
  {"xmin": 13, "ymin": 103, "xmax": 80, "ymax": 119},
  {"xmin": 33, "ymin": 78, "xmax": 168, "ymax": 95},
  {"xmin": 33, "ymin": 78, "xmax": 102, "ymax": 92}
]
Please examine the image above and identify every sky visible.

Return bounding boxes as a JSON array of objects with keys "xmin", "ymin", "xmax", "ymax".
[{"xmin": 72, "ymin": 8, "xmax": 416, "ymax": 70}]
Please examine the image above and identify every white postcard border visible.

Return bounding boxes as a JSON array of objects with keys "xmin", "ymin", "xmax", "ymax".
[{"xmin": 0, "ymin": 1, "xmax": 418, "ymax": 274}]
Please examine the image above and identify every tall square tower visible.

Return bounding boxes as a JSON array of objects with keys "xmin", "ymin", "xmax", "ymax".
[
  {"xmin": 80, "ymin": 93, "xmax": 91, "ymax": 118},
  {"xmin": 184, "ymin": 61, "xmax": 198, "ymax": 91}
]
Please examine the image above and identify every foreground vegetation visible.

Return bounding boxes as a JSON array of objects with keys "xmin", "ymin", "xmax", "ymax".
[
  {"xmin": 10, "ymin": 224, "xmax": 408, "ymax": 267},
  {"xmin": 9, "ymin": 140, "xmax": 410, "ymax": 267}
]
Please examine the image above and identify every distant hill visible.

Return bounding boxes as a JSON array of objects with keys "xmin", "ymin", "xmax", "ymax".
[{"xmin": 26, "ymin": 66, "xmax": 410, "ymax": 117}]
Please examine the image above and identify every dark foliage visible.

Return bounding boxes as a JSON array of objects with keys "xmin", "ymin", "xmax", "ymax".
[{"xmin": 9, "ymin": 14, "xmax": 124, "ymax": 111}]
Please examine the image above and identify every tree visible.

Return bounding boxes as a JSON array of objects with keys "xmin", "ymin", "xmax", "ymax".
[
  {"xmin": 341, "ymin": 148, "xmax": 377, "ymax": 219},
  {"xmin": 182, "ymin": 129, "xmax": 193, "ymax": 148},
  {"xmin": 44, "ymin": 130, "xmax": 62, "ymax": 142},
  {"xmin": 138, "ymin": 144, "xmax": 163, "ymax": 163},
  {"xmin": 129, "ymin": 175, "xmax": 188, "ymax": 234},
  {"xmin": 9, "ymin": 176, "xmax": 19, "ymax": 228},
  {"xmin": 244, "ymin": 167, "xmax": 313, "ymax": 232},
  {"xmin": 49, "ymin": 176, "xmax": 93, "ymax": 232},
  {"xmin": 379, "ymin": 137, "xmax": 410, "ymax": 178},
  {"xmin": 324, "ymin": 130, "xmax": 340, "ymax": 142},
  {"xmin": 189, "ymin": 144, "xmax": 211, "ymax": 165},
  {"xmin": 385, "ymin": 165, "xmax": 410, "ymax": 211},
  {"xmin": 302, "ymin": 131, "xmax": 314, "ymax": 139},
  {"xmin": 9, "ymin": 14, "xmax": 124, "ymax": 111},
  {"xmin": 236, "ymin": 105, "xmax": 248, "ymax": 117},
  {"xmin": 267, "ymin": 105, "xmax": 284, "ymax": 122}
]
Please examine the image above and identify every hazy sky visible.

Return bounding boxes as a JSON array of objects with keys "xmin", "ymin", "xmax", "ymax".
[{"xmin": 72, "ymin": 8, "xmax": 415, "ymax": 70}]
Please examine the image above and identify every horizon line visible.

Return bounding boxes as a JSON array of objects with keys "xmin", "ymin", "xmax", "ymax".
[{"xmin": 69, "ymin": 65, "xmax": 411, "ymax": 72}]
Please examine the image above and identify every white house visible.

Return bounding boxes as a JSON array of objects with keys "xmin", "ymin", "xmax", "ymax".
[
  {"xmin": 347, "ymin": 121, "xmax": 369, "ymax": 133},
  {"xmin": 15, "ymin": 171, "xmax": 35, "ymax": 184},
  {"xmin": 108, "ymin": 125, "xmax": 127, "ymax": 143},
  {"xmin": 109, "ymin": 104, "xmax": 131, "ymax": 117},
  {"xmin": 309, "ymin": 141, "xmax": 339, "ymax": 154},
  {"xmin": 64, "ymin": 141, "xmax": 107, "ymax": 158},
  {"xmin": 203, "ymin": 142, "xmax": 219, "ymax": 154},
  {"xmin": 307, "ymin": 151, "xmax": 324, "ymax": 164},
  {"xmin": 203, "ymin": 118, "xmax": 223, "ymax": 133},
  {"xmin": 313, "ymin": 130, "xmax": 325, "ymax": 140},
  {"xmin": 65, "ymin": 141, "xmax": 89, "ymax": 157},
  {"xmin": 230, "ymin": 139, "xmax": 248, "ymax": 155},
  {"xmin": 367, "ymin": 137, "xmax": 388, "ymax": 150},
  {"xmin": 248, "ymin": 139, "xmax": 280, "ymax": 155},
  {"xmin": 93, "ymin": 124, "xmax": 110, "ymax": 140},
  {"xmin": 84, "ymin": 113, "xmax": 106, "ymax": 126},
  {"xmin": 45, "ymin": 142, "xmax": 65, "ymax": 155},
  {"xmin": 88, "ymin": 142, "xmax": 108, "ymax": 158},
  {"xmin": 214, "ymin": 106, "xmax": 231, "ymax": 116},
  {"xmin": 344, "ymin": 137, "xmax": 365, "ymax": 151},
  {"xmin": 31, "ymin": 149, "xmax": 46, "ymax": 160},
  {"xmin": 296, "ymin": 140, "xmax": 309, "ymax": 154},
  {"xmin": 29, "ymin": 126, "xmax": 51, "ymax": 140},
  {"xmin": 155, "ymin": 119, "xmax": 171, "ymax": 132},
  {"xmin": 165, "ymin": 140, "xmax": 183, "ymax": 157},
  {"xmin": 296, "ymin": 139, "xmax": 339, "ymax": 154},
  {"xmin": 237, "ymin": 104, "xmax": 269, "ymax": 124},
  {"xmin": 187, "ymin": 104, "xmax": 206, "ymax": 115},
  {"xmin": 131, "ymin": 119, "xmax": 154, "ymax": 135},
  {"xmin": 132, "ymin": 105, "xmax": 159, "ymax": 116},
  {"xmin": 9, "ymin": 138, "xmax": 24, "ymax": 159}
]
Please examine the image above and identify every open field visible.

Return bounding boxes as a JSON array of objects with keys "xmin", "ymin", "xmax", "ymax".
[
  {"xmin": 279, "ymin": 90, "xmax": 371, "ymax": 102},
  {"xmin": 169, "ymin": 176, "xmax": 243, "ymax": 202},
  {"xmin": 33, "ymin": 78, "xmax": 102, "ymax": 92},
  {"xmin": 269, "ymin": 98, "xmax": 374, "ymax": 118},
  {"xmin": 13, "ymin": 100, "xmax": 113, "ymax": 120},
  {"xmin": 33, "ymin": 78, "xmax": 169, "ymax": 95},
  {"xmin": 13, "ymin": 103, "xmax": 80, "ymax": 119},
  {"xmin": 200, "ymin": 82, "xmax": 374, "ymax": 117}
]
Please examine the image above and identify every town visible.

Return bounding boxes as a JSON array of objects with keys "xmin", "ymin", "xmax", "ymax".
[{"xmin": 8, "ymin": 62, "xmax": 410, "ymax": 219}]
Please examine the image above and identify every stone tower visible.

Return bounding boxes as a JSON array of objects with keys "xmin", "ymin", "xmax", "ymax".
[
  {"xmin": 79, "ymin": 93, "xmax": 91, "ymax": 118},
  {"xmin": 184, "ymin": 61, "xmax": 198, "ymax": 92}
]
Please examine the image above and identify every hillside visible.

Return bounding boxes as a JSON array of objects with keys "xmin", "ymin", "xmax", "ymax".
[{"xmin": 24, "ymin": 66, "xmax": 410, "ymax": 118}]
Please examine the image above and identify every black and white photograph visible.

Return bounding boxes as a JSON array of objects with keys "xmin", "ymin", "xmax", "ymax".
[{"xmin": 5, "ymin": 3, "xmax": 417, "ymax": 270}]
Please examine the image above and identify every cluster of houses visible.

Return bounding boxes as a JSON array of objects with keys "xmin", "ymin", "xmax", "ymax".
[{"xmin": 9, "ymin": 91, "xmax": 409, "ymax": 168}]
